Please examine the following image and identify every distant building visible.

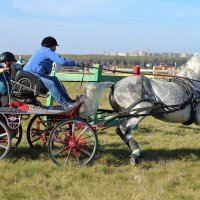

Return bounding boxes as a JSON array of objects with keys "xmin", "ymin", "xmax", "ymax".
[
  {"xmin": 180, "ymin": 53, "xmax": 188, "ymax": 58},
  {"xmin": 129, "ymin": 52, "xmax": 138, "ymax": 56},
  {"xmin": 104, "ymin": 51, "xmax": 191, "ymax": 58},
  {"xmin": 117, "ymin": 52, "xmax": 128, "ymax": 56},
  {"xmin": 137, "ymin": 51, "xmax": 148, "ymax": 56}
]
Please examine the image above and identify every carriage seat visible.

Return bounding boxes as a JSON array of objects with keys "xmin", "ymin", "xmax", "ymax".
[{"xmin": 12, "ymin": 70, "xmax": 48, "ymax": 103}]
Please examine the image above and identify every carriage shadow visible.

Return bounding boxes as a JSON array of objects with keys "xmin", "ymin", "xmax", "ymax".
[{"xmin": 6, "ymin": 146, "xmax": 48, "ymax": 163}]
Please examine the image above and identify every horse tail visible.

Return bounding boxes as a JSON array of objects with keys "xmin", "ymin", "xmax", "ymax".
[{"xmin": 109, "ymin": 83, "xmax": 124, "ymax": 112}]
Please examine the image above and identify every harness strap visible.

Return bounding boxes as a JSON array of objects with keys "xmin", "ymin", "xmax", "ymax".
[
  {"xmin": 110, "ymin": 76, "xmax": 198, "ymax": 125},
  {"xmin": 173, "ymin": 78, "xmax": 196, "ymax": 125},
  {"xmin": 79, "ymin": 64, "xmax": 85, "ymax": 90}
]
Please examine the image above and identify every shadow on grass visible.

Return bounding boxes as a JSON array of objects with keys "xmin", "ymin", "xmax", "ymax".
[
  {"xmin": 98, "ymin": 142, "xmax": 200, "ymax": 166},
  {"xmin": 5, "ymin": 142, "xmax": 200, "ymax": 167},
  {"xmin": 142, "ymin": 148, "xmax": 200, "ymax": 161},
  {"xmin": 6, "ymin": 146, "xmax": 48, "ymax": 163},
  {"xmin": 138, "ymin": 126, "xmax": 200, "ymax": 136},
  {"xmin": 178, "ymin": 125, "xmax": 200, "ymax": 131},
  {"xmin": 98, "ymin": 142, "xmax": 130, "ymax": 166},
  {"xmin": 137, "ymin": 127, "xmax": 157, "ymax": 134}
]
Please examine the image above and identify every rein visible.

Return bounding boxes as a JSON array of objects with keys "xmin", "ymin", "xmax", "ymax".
[
  {"xmin": 79, "ymin": 64, "xmax": 85, "ymax": 90},
  {"xmin": 103, "ymin": 99, "xmax": 198, "ymax": 127}
]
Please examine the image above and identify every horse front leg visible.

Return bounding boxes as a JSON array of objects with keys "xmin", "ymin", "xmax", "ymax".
[{"xmin": 116, "ymin": 115, "xmax": 146, "ymax": 166}]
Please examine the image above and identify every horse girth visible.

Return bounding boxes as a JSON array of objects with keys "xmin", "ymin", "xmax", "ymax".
[{"xmin": 172, "ymin": 77, "xmax": 196, "ymax": 125}]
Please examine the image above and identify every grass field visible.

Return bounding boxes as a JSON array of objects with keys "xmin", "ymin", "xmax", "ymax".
[{"xmin": 1, "ymin": 83, "xmax": 200, "ymax": 200}]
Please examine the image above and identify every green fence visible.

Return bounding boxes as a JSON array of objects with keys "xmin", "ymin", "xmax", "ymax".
[
  {"xmin": 46, "ymin": 64, "xmax": 126, "ymax": 105},
  {"xmin": 46, "ymin": 64, "xmax": 137, "ymax": 130}
]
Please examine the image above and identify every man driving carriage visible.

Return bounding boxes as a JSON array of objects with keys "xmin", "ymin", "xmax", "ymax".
[
  {"xmin": 23, "ymin": 36, "xmax": 83, "ymax": 109},
  {"xmin": 0, "ymin": 52, "xmax": 17, "ymax": 107}
]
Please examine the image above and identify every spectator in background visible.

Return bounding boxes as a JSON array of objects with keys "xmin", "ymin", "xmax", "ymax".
[{"xmin": 16, "ymin": 56, "xmax": 26, "ymax": 68}]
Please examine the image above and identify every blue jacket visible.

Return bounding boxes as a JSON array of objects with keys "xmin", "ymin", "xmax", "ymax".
[
  {"xmin": 0, "ymin": 71, "xmax": 11, "ymax": 95},
  {"xmin": 24, "ymin": 47, "xmax": 80, "ymax": 75}
]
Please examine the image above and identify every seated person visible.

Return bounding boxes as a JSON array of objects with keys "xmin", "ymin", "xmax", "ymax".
[
  {"xmin": 16, "ymin": 56, "xmax": 26, "ymax": 68},
  {"xmin": 0, "ymin": 52, "xmax": 17, "ymax": 107},
  {"xmin": 23, "ymin": 36, "xmax": 83, "ymax": 109}
]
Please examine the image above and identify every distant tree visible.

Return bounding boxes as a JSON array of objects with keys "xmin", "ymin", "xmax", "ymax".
[
  {"xmin": 119, "ymin": 58, "xmax": 126, "ymax": 67},
  {"xmin": 23, "ymin": 53, "xmax": 189, "ymax": 69},
  {"xmin": 112, "ymin": 57, "xmax": 120, "ymax": 66}
]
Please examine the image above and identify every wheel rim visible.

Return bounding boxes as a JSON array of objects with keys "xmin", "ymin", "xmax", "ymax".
[
  {"xmin": 0, "ymin": 121, "xmax": 11, "ymax": 159},
  {"xmin": 27, "ymin": 116, "xmax": 56, "ymax": 152},
  {"xmin": 10, "ymin": 125, "xmax": 23, "ymax": 147},
  {"xmin": 48, "ymin": 118, "xmax": 98, "ymax": 167}
]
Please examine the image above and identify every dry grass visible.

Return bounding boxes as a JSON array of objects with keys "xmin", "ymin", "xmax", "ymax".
[{"xmin": 0, "ymin": 82, "xmax": 200, "ymax": 200}]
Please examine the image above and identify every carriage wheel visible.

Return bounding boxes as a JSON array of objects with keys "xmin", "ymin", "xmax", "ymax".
[
  {"xmin": 27, "ymin": 115, "xmax": 56, "ymax": 152},
  {"xmin": 48, "ymin": 118, "xmax": 98, "ymax": 167},
  {"xmin": 0, "ymin": 120, "xmax": 11, "ymax": 159},
  {"xmin": 10, "ymin": 125, "xmax": 23, "ymax": 148}
]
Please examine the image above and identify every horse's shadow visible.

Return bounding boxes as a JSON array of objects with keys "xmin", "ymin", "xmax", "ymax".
[
  {"xmin": 99, "ymin": 142, "xmax": 200, "ymax": 166},
  {"xmin": 142, "ymin": 148, "xmax": 200, "ymax": 161}
]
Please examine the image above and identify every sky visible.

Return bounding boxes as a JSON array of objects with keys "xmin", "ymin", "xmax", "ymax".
[{"xmin": 0, "ymin": 0, "xmax": 200, "ymax": 55}]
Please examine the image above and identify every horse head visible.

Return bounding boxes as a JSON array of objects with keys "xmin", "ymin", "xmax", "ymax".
[{"xmin": 177, "ymin": 53, "xmax": 200, "ymax": 80}]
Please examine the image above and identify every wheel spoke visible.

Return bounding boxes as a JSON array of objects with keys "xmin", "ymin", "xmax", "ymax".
[
  {"xmin": 77, "ymin": 147, "xmax": 92, "ymax": 157},
  {"xmin": 31, "ymin": 137, "xmax": 41, "ymax": 143},
  {"xmin": 0, "ymin": 144, "xmax": 8, "ymax": 150},
  {"xmin": 54, "ymin": 145, "xmax": 68, "ymax": 155},
  {"xmin": 0, "ymin": 133, "xmax": 8, "ymax": 138},
  {"xmin": 84, "ymin": 140, "xmax": 95, "ymax": 145},
  {"xmin": 78, "ymin": 139, "xmax": 95, "ymax": 145},
  {"xmin": 71, "ymin": 122, "xmax": 75, "ymax": 139},
  {"xmin": 73, "ymin": 149, "xmax": 80, "ymax": 166},
  {"xmin": 52, "ymin": 139, "xmax": 66, "ymax": 144},
  {"xmin": 75, "ymin": 126, "xmax": 89, "ymax": 142},
  {"xmin": 58, "ymin": 127, "xmax": 71, "ymax": 142},
  {"xmin": 64, "ymin": 148, "xmax": 72, "ymax": 166}
]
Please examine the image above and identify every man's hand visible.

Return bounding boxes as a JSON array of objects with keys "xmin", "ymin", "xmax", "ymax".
[{"xmin": 0, "ymin": 67, "xmax": 9, "ymax": 73}]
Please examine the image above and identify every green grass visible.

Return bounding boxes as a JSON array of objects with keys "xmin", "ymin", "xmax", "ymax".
[{"xmin": 0, "ymin": 82, "xmax": 200, "ymax": 200}]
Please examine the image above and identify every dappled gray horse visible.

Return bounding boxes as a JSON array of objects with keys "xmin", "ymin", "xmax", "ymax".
[{"xmin": 109, "ymin": 53, "xmax": 200, "ymax": 165}]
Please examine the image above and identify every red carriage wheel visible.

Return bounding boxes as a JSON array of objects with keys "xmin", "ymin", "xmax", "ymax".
[
  {"xmin": 10, "ymin": 125, "xmax": 23, "ymax": 148},
  {"xmin": 47, "ymin": 118, "xmax": 98, "ymax": 167},
  {"xmin": 27, "ymin": 115, "xmax": 57, "ymax": 152},
  {"xmin": 0, "ymin": 120, "xmax": 11, "ymax": 159}
]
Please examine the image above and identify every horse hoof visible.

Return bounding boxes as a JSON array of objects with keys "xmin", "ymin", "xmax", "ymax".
[{"xmin": 129, "ymin": 154, "xmax": 139, "ymax": 166}]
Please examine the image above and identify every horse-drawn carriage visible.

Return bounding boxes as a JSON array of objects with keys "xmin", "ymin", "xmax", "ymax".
[
  {"xmin": 0, "ymin": 68, "xmax": 99, "ymax": 167},
  {"xmin": 1, "ymin": 53, "xmax": 200, "ymax": 167}
]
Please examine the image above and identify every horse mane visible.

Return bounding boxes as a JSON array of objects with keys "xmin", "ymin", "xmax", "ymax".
[{"xmin": 177, "ymin": 53, "xmax": 200, "ymax": 80}]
